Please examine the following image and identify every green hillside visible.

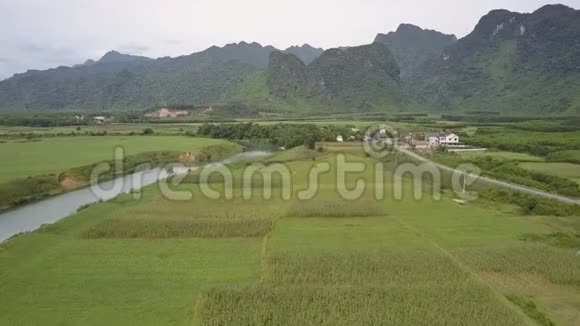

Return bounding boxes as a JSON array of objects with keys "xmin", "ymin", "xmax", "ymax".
[
  {"xmin": 405, "ymin": 5, "xmax": 580, "ymax": 114},
  {"xmin": 375, "ymin": 24, "xmax": 457, "ymax": 78}
]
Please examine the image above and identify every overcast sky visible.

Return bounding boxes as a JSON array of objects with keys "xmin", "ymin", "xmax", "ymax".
[{"xmin": 0, "ymin": 0, "xmax": 578, "ymax": 80}]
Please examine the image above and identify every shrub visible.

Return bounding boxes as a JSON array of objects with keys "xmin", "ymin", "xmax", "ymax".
[
  {"xmin": 142, "ymin": 128, "xmax": 154, "ymax": 135},
  {"xmin": 0, "ymin": 175, "xmax": 60, "ymax": 209}
]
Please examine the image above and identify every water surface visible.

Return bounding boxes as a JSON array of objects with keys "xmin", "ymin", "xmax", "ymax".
[{"xmin": 0, "ymin": 151, "xmax": 270, "ymax": 242}]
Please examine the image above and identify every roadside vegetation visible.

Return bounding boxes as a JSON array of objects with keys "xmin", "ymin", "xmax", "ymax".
[
  {"xmin": 519, "ymin": 162, "xmax": 580, "ymax": 185},
  {"xmin": 431, "ymin": 152, "xmax": 580, "ymax": 198}
]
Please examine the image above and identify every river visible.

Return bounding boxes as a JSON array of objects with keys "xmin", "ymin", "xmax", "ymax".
[{"xmin": 0, "ymin": 151, "xmax": 270, "ymax": 242}]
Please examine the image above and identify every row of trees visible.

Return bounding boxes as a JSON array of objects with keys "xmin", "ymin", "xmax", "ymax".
[{"xmin": 196, "ymin": 123, "xmax": 362, "ymax": 149}]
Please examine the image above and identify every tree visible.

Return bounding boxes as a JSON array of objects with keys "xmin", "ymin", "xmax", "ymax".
[
  {"xmin": 304, "ymin": 137, "xmax": 316, "ymax": 150},
  {"xmin": 143, "ymin": 128, "xmax": 154, "ymax": 135}
]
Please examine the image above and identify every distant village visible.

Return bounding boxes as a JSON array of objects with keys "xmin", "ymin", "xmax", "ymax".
[
  {"xmin": 143, "ymin": 107, "xmax": 213, "ymax": 119},
  {"xmin": 336, "ymin": 128, "xmax": 485, "ymax": 152},
  {"xmin": 73, "ymin": 107, "xmax": 208, "ymax": 124},
  {"xmin": 73, "ymin": 109, "xmax": 484, "ymax": 152}
]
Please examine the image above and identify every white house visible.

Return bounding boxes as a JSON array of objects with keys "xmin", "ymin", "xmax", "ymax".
[
  {"xmin": 427, "ymin": 133, "xmax": 460, "ymax": 147},
  {"xmin": 93, "ymin": 116, "xmax": 109, "ymax": 124}
]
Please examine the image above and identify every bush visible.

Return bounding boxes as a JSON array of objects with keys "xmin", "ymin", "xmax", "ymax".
[
  {"xmin": 0, "ymin": 176, "xmax": 60, "ymax": 209},
  {"xmin": 545, "ymin": 150, "xmax": 580, "ymax": 164}
]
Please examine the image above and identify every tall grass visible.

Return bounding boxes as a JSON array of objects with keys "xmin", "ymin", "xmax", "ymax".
[
  {"xmin": 506, "ymin": 295, "xmax": 555, "ymax": 326},
  {"xmin": 454, "ymin": 245, "xmax": 580, "ymax": 287},
  {"xmin": 286, "ymin": 200, "xmax": 385, "ymax": 217},
  {"xmin": 199, "ymin": 252, "xmax": 527, "ymax": 325},
  {"xmin": 264, "ymin": 252, "xmax": 468, "ymax": 286},
  {"xmin": 198, "ymin": 284, "xmax": 526, "ymax": 326},
  {"xmin": 82, "ymin": 218, "xmax": 272, "ymax": 239}
]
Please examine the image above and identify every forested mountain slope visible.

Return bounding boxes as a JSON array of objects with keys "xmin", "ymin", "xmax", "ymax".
[{"xmin": 405, "ymin": 4, "xmax": 580, "ymax": 114}]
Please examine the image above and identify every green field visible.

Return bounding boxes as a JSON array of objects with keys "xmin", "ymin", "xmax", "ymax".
[
  {"xmin": 0, "ymin": 147, "xmax": 579, "ymax": 325},
  {"xmin": 520, "ymin": 162, "xmax": 580, "ymax": 185},
  {"xmin": 546, "ymin": 150, "xmax": 580, "ymax": 164},
  {"xmin": 0, "ymin": 136, "xmax": 236, "ymax": 183},
  {"xmin": 0, "ymin": 123, "xmax": 200, "ymax": 136},
  {"xmin": 458, "ymin": 150, "xmax": 544, "ymax": 162}
]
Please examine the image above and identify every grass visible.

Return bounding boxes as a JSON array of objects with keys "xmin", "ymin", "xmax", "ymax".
[
  {"xmin": 198, "ymin": 283, "xmax": 525, "ymax": 326},
  {"xmin": 1, "ymin": 147, "xmax": 579, "ymax": 325},
  {"xmin": 463, "ymin": 127, "xmax": 580, "ymax": 157},
  {"xmin": 263, "ymin": 252, "xmax": 467, "ymax": 286},
  {"xmin": 0, "ymin": 137, "xmax": 241, "ymax": 210},
  {"xmin": 0, "ymin": 136, "xmax": 239, "ymax": 184},
  {"xmin": 0, "ymin": 123, "xmax": 201, "ymax": 137},
  {"xmin": 454, "ymin": 245, "xmax": 580, "ymax": 287},
  {"xmin": 264, "ymin": 146, "xmax": 322, "ymax": 163},
  {"xmin": 519, "ymin": 162, "xmax": 580, "ymax": 184},
  {"xmin": 0, "ymin": 190, "xmax": 262, "ymax": 325},
  {"xmin": 269, "ymin": 217, "xmax": 434, "ymax": 254},
  {"xmin": 83, "ymin": 218, "xmax": 272, "ymax": 239},
  {"xmin": 519, "ymin": 232, "xmax": 580, "ymax": 249},
  {"xmin": 285, "ymin": 199, "xmax": 385, "ymax": 217},
  {"xmin": 546, "ymin": 150, "xmax": 580, "ymax": 164},
  {"xmin": 506, "ymin": 295, "xmax": 556, "ymax": 326},
  {"xmin": 458, "ymin": 150, "xmax": 544, "ymax": 162}
]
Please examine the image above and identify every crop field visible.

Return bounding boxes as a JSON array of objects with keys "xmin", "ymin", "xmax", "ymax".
[
  {"xmin": 519, "ymin": 162, "xmax": 580, "ymax": 185},
  {"xmin": 0, "ymin": 123, "xmax": 199, "ymax": 136},
  {"xmin": 0, "ymin": 136, "xmax": 237, "ymax": 183},
  {"xmin": 463, "ymin": 127, "xmax": 580, "ymax": 157},
  {"xmin": 458, "ymin": 150, "xmax": 545, "ymax": 162},
  {"xmin": 0, "ymin": 149, "xmax": 579, "ymax": 325}
]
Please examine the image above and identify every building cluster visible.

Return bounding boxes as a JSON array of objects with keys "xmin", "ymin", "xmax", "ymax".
[
  {"xmin": 400, "ymin": 132, "xmax": 461, "ymax": 149},
  {"xmin": 144, "ymin": 108, "xmax": 190, "ymax": 119},
  {"xmin": 336, "ymin": 129, "xmax": 462, "ymax": 150}
]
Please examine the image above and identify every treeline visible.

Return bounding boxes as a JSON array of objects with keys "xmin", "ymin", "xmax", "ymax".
[
  {"xmin": 0, "ymin": 113, "xmax": 90, "ymax": 127},
  {"xmin": 462, "ymin": 127, "xmax": 580, "ymax": 157},
  {"xmin": 196, "ymin": 123, "xmax": 360, "ymax": 149},
  {"xmin": 441, "ymin": 114, "xmax": 575, "ymax": 123}
]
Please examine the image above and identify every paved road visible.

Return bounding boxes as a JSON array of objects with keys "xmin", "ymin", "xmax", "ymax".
[{"xmin": 395, "ymin": 146, "xmax": 580, "ymax": 206}]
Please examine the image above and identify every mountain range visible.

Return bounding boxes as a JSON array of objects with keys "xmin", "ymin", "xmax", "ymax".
[
  {"xmin": 374, "ymin": 24, "xmax": 457, "ymax": 78},
  {"xmin": 0, "ymin": 4, "xmax": 578, "ymax": 115},
  {"xmin": 405, "ymin": 4, "xmax": 580, "ymax": 114},
  {"xmin": 266, "ymin": 43, "xmax": 404, "ymax": 111}
]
